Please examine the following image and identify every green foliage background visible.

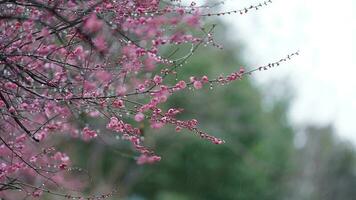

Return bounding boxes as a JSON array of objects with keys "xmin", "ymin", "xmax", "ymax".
[{"xmin": 126, "ymin": 28, "xmax": 295, "ymax": 200}]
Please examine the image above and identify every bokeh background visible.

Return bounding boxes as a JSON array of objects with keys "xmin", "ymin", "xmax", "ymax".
[{"xmin": 48, "ymin": 0, "xmax": 356, "ymax": 199}]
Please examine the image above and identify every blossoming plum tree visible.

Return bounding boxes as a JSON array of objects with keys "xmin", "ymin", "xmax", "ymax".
[{"xmin": 0, "ymin": 0, "xmax": 297, "ymax": 199}]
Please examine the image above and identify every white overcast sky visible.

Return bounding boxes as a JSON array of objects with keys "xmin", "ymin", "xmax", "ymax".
[{"xmin": 218, "ymin": 0, "xmax": 356, "ymax": 142}]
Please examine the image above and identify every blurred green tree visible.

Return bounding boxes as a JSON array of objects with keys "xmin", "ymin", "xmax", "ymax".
[{"xmin": 123, "ymin": 25, "xmax": 296, "ymax": 200}]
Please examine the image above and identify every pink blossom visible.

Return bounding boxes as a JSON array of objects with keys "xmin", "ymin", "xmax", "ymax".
[
  {"xmin": 176, "ymin": 80, "xmax": 187, "ymax": 89},
  {"xmin": 95, "ymin": 70, "xmax": 112, "ymax": 82},
  {"xmin": 185, "ymin": 14, "xmax": 200, "ymax": 27},
  {"xmin": 107, "ymin": 117, "xmax": 119, "ymax": 129},
  {"xmin": 34, "ymin": 131, "xmax": 47, "ymax": 141},
  {"xmin": 144, "ymin": 55, "xmax": 156, "ymax": 71},
  {"xmin": 134, "ymin": 112, "xmax": 145, "ymax": 122},
  {"xmin": 201, "ymin": 75, "xmax": 209, "ymax": 83},
  {"xmin": 32, "ymin": 189, "xmax": 43, "ymax": 198},
  {"xmin": 64, "ymin": 92, "xmax": 73, "ymax": 100},
  {"xmin": 136, "ymin": 154, "xmax": 161, "ymax": 165},
  {"xmin": 116, "ymin": 86, "xmax": 127, "ymax": 96},
  {"xmin": 20, "ymin": 102, "xmax": 29, "ymax": 110},
  {"xmin": 29, "ymin": 156, "xmax": 37, "ymax": 163},
  {"xmin": 53, "ymin": 152, "xmax": 70, "ymax": 165},
  {"xmin": 83, "ymin": 81, "xmax": 95, "ymax": 92},
  {"xmin": 153, "ymin": 75, "xmax": 163, "ymax": 85},
  {"xmin": 4, "ymin": 82, "xmax": 18, "ymax": 90},
  {"xmin": 0, "ymin": 100, "xmax": 5, "ymax": 108},
  {"xmin": 15, "ymin": 134, "xmax": 26, "ymax": 143},
  {"xmin": 137, "ymin": 84, "xmax": 146, "ymax": 92},
  {"xmin": 73, "ymin": 45, "xmax": 83, "ymax": 55},
  {"xmin": 239, "ymin": 67, "xmax": 245, "ymax": 74},
  {"xmin": 212, "ymin": 138, "xmax": 224, "ymax": 145},
  {"xmin": 84, "ymin": 14, "xmax": 103, "ymax": 33},
  {"xmin": 150, "ymin": 121, "xmax": 164, "ymax": 129},
  {"xmin": 193, "ymin": 81, "xmax": 203, "ymax": 89},
  {"xmin": 8, "ymin": 106, "xmax": 15, "ymax": 113},
  {"xmin": 40, "ymin": 27, "xmax": 50, "ymax": 37},
  {"xmin": 177, "ymin": 8, "xmax": 185, "ymax": 15},
  {"xmin": 59, "ymin": 163, "xmax": 68, "ymax": 170},
  {"xmin": 82, "ymin": 127, "xmax": 98, "ymax": 141},
  {"xmin": 73, "ymin": 45, "xmax": 85, "ymax": 60},
  {"xmin": 112, "ymin": 99, "xmax": 124, "ymax": 108},
  {"xmin": 0, "ymin": 1, "xmax": 267, "ymax": 197},
  {"xmin": 89, "ymin": 110, "xmax": 100, "ymax": 117},
  {"xmin": 93, "ymin": 36, "xmax": 107, "ymax": 52},
  {"xmin": 175, "ymin": 126, "xmax": 182, "ymax": 132},
  {"xmin": 189, "ymin": 119, "xmax": 198, "ymax": 127}
]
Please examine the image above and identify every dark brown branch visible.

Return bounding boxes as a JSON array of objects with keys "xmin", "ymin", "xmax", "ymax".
[{"xmin": 0, "ymin": 92, "xmax": 39, "ymax": 142}]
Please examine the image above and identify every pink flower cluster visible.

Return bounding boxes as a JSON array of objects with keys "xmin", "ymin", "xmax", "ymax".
[
  {"xmin": 82, "ymin": 127, "xmax": 98, "ymax": 141},
  {"xmin": 136, "ymin": 154, "xmax": 161, "ymax": 165},
  {"xmin": 0, "ymin": 0, "xmax": 265, "ymax": 198}
]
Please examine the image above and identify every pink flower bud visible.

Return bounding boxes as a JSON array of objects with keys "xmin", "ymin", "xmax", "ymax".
[
  {"xmin": 175, "ymin": 126, "xmax": 182, "ymax": 132},
  {"xmin": 153, "ymin": 75, "xmax": 163, "ymax": 85},
  {"xmin": 239, "ymin": 67, "xmax": 245, "ymax": 74},
  {"xmin": 8, "ymin": 106, "xmax": 15, "ymax": 113},
  {"xmin": 201, "ymin": 75, "xmax": 209, "ymax": 83}
]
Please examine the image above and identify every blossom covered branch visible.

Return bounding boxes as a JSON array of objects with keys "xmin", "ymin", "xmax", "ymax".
[{"xmin": 0, "ymin": 0, "xmax": 297, "ymax": 199}]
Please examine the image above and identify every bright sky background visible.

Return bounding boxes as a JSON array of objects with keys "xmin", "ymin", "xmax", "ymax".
[{"xmin": 218, "ymin": 0, "xmax": 356, "ymax": 142}]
